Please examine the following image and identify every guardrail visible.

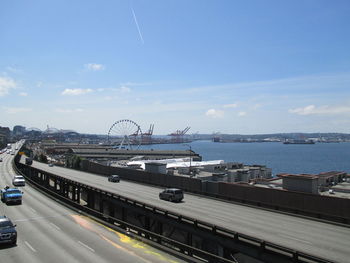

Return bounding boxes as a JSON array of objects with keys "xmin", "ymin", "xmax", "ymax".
[{"xmin": 13, "ymin": 155, "xmax": 335, "ymax": 263}]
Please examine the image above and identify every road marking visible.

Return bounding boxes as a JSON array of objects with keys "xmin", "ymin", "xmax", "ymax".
[
  {"xmin": 14, "ymin": 213, "xmax": 73, "ymax": 223},
  {"xmin": 282, "ymin": 234, "xmax": 313, "ymax": 245},
  {"xmin": 78, "ymin": 241, "xmax": 95, "ymax": 252},
  {"xmin": 50, "ymin": 222, "xmax": 61, "ymax": 231},
  {"xmin": 25, "ymin": 241, "xmax": 37, "ymax": 252},
  {"xmin": 29, "ymin": 207, "xmax": 37, "ymax": 213}
]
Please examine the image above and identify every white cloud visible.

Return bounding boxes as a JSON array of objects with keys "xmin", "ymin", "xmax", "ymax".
[
  {"xmin": 238, "ymin": 111, "xmax": 247, "ymax": 117},
  {"xmin": 120, "ymin": 82, "xmax": 153, "ymax": 87},
  {"xmin": 103, "ymin": 96, "xmax": 114, "ymax": 101},
  {"xmin": 0, "ymin": 77, "xmax": 17, "ymax": 96},
  {"xmin": 85, "ymin": 63, "xmax": 105, "ymax": 71},
  {"xmin": 4, "ymin": 107, "xmax": 31, "ymax": 114},
  {"xmin": 55, "ymin": 108, "xmax": 84, "ymax": 113},
  {"xmin": 61, "ymin": 88, "xmax": 93, "ymax": 96},
  {"xmin": 223, "ymin": 103, "xmax": 238, "ymax": 108},
  {"xmin": 205, "ymin": 109, "xmax": 224, "ymax": 118},
  {"xmin": 6, "ymin": 66, "xmax": 21, "ymax": 73},
  {"xmin": 19, "ymin": 92, "xmax": 28, "ymax": 96},
  {"xmin": 252, "ymin": 104, "xmax": 262, "ymax": 110},
  {"xmin": 289, "ymin": 105, "xmax": 350, "ymax": 115},
  {"xmin": 120, "ymin": 86, "xmax": 131, "ymax": 93}
]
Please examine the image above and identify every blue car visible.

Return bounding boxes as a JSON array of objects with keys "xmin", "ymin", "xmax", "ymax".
[{"xmin": 1, "ymin": 187, "xmax": 23, "ymax": 205}]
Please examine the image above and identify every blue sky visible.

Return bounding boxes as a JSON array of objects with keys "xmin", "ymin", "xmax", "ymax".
[{"xmin": 1, "ymin": 0, "xmax": 350, "ymax": 135}]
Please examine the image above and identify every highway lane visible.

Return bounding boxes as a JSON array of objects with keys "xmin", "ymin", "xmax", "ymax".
[
  {"xmin": 29, "ymin": 158, "xmax": 350, "ymax": 263},
  {"xmin": 0, "ymin": 150, "xmax": 186, "ymax": 263}
]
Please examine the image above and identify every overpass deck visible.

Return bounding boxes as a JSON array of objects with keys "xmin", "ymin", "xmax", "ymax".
[{"xmin": 26, "ymin": 159, "xmax": 350, "ymax": 263}]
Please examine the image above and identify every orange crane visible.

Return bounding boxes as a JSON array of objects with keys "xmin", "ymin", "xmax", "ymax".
[
  {"xmin": 142, "ymin": 124, "xmax": 154, "ymax": 144},
  {"xmin": 168, "ymin": 127, "xmax": 191, "ymax": 143}
]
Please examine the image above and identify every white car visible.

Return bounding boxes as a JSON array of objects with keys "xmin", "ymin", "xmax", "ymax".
[{"xmin": 12, "ymin": 175, "xmax": 25, "ymax": 187}]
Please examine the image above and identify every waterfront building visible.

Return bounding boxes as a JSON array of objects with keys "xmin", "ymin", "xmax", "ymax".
[{"xmin": 278, "ymin": 171, "xmax": 347, "ymax": 194}]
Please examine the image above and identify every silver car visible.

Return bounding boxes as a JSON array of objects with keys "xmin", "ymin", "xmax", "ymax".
[{"xmin": 12, "ymin": 175, "xmax": 25, "ymax": 187}]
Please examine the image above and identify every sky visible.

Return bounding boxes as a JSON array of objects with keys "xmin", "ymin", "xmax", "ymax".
[{"xmin": 1, "ymin": 0, "xmax": 350, "ymax": 135}]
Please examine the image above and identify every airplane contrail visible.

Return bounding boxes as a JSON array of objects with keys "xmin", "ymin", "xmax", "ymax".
[{"xmin": 131, "ymin": 6, "xmax": 144, "ymax": 44}]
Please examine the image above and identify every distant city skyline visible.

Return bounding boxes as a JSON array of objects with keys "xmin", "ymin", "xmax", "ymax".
[{"xmin": 1, "ymin": 0, "xmax": 350, "ymax": 135}]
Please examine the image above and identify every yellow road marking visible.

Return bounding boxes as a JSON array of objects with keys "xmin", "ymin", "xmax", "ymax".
[{"xmin": 71, "ymin": 214, "xmax": 180, "ymax": 263}]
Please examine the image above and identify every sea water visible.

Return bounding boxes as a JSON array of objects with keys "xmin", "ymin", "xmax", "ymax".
[{"xmin": 140, "ymin": 141, "xmax": 350, "ymax": 175}]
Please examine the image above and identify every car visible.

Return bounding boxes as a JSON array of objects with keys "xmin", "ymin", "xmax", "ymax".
[
  {"xmin": 108, "ymin": 175, "xmax": 120, "ymax": 183},
  {"xmin": 159, "ymin": 188, "xmax": 184, "ymax": 202},
  {"xmin": 1, "ymin": 187, "xmax": 23, "ymax": 205},
  {"xmin": 0, "ymin": 158, "xmax": 2, "ymax": 162},
  {"xmin": 0, "ymin": 216, "xmax": 17, "ymax": 245},
  {"xmin": 48, "ymin": 163, "xmax": 54, "ymax": 167},
  {"xmin": 12, "ymin": 175, "xmax": 25, "ymax": 187},
  {"xmin": 25, "ymin": 157, "xmax": 33, "ymax": 165},
  {"xmin": 329, "ymin": 189, "xmax": 335, "ymax": 194}
]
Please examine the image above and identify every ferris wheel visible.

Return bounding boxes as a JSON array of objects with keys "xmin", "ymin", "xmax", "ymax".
[{"xmin": 107, "ymin": 119, "xmax": 142, "ymax": 149}]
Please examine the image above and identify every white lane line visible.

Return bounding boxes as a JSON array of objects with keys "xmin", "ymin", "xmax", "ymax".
[
  {"xmin": 24, "ymin": 241, "xmax": 37, "ymax": 252},
  {"xmin": 29, "ymin": 207, "xmax": 37, "ymax": 213},
  {"xmin": 50, "ymin": 222, "xmax": 61, "ymax": 231},
  {"xmin": 78, "ymin": 241, "xmax": 95, "ymax": 253},
  {"xmin": 282, "ymin": 234, "xmax": 313, "ymax": 245},
  {"xmin": 14, "ymin": 213, "xmax": 71, "ymax": 223}
]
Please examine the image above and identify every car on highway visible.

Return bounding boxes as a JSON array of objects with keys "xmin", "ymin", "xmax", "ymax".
[
  {"xmin": 13, "ymin": 175, "xmax": 25, "ymax": 187},
  {"xmin": 0, "ymin": 216, "xmax": 17, "ymax": 245},
  {"xmin": 25, "ymin": 157, "xmax": 33, "ymax": 165},
  {"xmin": 1, "ymin": 187, "xmax": 23, "ymax": 205},
  {"xmin": 159, "ymin": 188, "xmax": 184, "ymax": 202},
  {"xmin": 108, "ymin": 174, "xmax": 120, "ymax": 183},
  {"xmin": 48, "ymin": 163, "xmax": 54, "ymax": 167}
]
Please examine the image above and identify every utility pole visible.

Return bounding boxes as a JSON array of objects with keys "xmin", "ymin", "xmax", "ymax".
[{"xmin": 183, "ymin": 144, "xmax": 192, "ymax": 177}]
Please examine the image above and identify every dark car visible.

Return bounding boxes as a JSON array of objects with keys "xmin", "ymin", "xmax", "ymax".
[
  {"xmin": 108, "ymin": 175, "xmax": 120, "ymax": 183},
  {"xmin": 0, "ymin": 216, "xmax": 17, "ymax": 245},
  {"xmin": 159, "ymin": 188, "xmax": 184, "ymax": 202}
]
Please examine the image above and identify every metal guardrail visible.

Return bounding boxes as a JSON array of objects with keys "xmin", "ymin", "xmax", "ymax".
[{"xmin": 13, "ymin": 156, "xmax": 335, "ymax": 263}]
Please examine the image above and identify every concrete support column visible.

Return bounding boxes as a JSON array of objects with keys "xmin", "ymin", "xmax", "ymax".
[
  {"xmin": 99, "ymin": 193, "xmax": 104, "ymax": 213},
  {"xmin": 64, "ymin": 183, "xmax": 69, "ymax": 198},
  {"xmin": 87, "ymin": 190, "xmax": 95, "ymax": 209},
  {"xmin": 187, "ymin": 232, "xmax": 193, "ymax": 256},
  {"xmin": 157, "ymin": 222, "xmax": 163, "ymax": 244},
  {"xmin": 54, "ymin": 178, "xmax": 58, "ymax": 191},
  {"xmin": 72, "ymin": 186, "xmax": 76, "ymax": 202},
  {"xmin": 44, "ymin": 174, "xmax": 50, "ymax": 187},
  {"xmin": 75, "ymin": 187, "xmax": 80, "ymax": 204},
  {"xmin": 122, "ymin": 207, "xmax": 127, "ymax": 222},
  {"xmin": 76, "ymin": 187, "xmax": 81, "ymax": 203},
  {"xmin": 144, "ymin": 217, "xmax": 150, "ymax": 239},
  {"xmin": 60, "ymin": 180, "xmax": 64, "ymax": 195}
]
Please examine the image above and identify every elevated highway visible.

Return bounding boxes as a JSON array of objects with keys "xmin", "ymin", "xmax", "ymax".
[
  {"xmin": 25, "ymin": 158, "xmax": 350, "ymax": 263},
  {"xmin": 0, "ymin": 148, "xmax": 187, "ymax": 263}
]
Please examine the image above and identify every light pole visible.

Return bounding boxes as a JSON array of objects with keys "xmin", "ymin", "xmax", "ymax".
[{"xmin": 183, "ymin": 144, "xmax": 192, "ymax": 176}]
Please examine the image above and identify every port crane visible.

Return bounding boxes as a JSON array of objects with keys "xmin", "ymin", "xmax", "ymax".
[
  {"xmin": 168, "ymin": 126, "xmax": 191, "ymax": 143},
  {"xmin": 142, "ymin": 124, "xmax": 154, "ymax": 144}
]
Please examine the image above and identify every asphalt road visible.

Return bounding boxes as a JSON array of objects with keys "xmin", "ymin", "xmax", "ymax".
[
  {"xmin": 28, "ymin": 157, "xmax": 350, "ymax": 263},
  {"xmin": 0, "ymin": 149, "xmax": 186, "ymax": 263}
]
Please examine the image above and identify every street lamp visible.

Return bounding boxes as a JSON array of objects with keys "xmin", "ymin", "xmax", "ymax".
[{"xmin": 183, "ymin": 144, "xmax": 192, "ymax": 176}]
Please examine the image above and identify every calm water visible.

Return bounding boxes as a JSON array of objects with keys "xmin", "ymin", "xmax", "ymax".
[{"xmin": 140, "ymin": 141, "xmax": 350, "ymax": 175}]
